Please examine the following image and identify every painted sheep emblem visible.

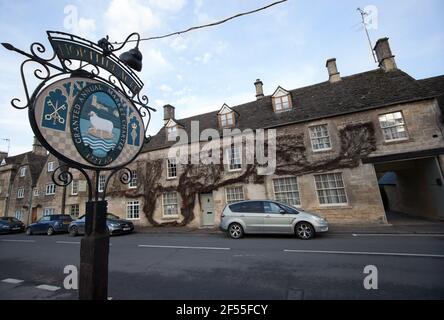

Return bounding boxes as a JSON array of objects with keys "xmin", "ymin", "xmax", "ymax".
[{"xmin": 88, "ymin": 111, "xmax": 114, "ymax": 137}]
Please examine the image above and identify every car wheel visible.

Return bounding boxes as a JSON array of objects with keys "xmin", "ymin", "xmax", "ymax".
[
  {"xmin": 295, "ymin": 222, "xmax": 315, "ymax": 240},
  {"xmin": 47, "ymin": 226, "xmax": 54, "ymax": 236},
  {"xmin": 69, "ymin": 226, "xmax": 78, "ymax": 237},
  {"xmin": 26, "ymin": 228, "xmax": 32, "ymax": 236},
  {"xmin": 228, "ymin": 223, "xmax": 244, "ymax": 239}
]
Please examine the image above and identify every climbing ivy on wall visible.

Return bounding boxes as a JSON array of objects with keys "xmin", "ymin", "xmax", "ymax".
[{"xmin": 107, "ymin": 122, "xmax": 376, "ymax": 226}]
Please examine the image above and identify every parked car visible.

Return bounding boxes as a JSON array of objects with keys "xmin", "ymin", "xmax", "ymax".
[
  {"xmin": 219, "ymin": 200, "xmax": 328, "ymax": 239},
  {"xmin": 26, "ymin": 214, "xmax": 73, "ymax": 235},
  {"xmin": 68, "ymin": 213, "xmax": 134, "ymax": 236},
  {"xmin": 0, "ymin": 217, "xmax": 25, "ymax": 234}
]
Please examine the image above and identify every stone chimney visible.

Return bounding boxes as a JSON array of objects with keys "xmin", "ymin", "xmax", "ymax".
[
  {"xmin": 326, "ymin": 58, "xmax": 341, "ymax": 83},
  {"xmin": 374, "ymin": 37, "xmax": 397, "ymax": 72},
  {"xmin": 32, "ymin": 136, "xmax": 46, "ymax": 156},
  {"xmin": 163, "ymin": 104, "xmax": 175, "ymax": 124},
  {"xmin": 254, "ymin": 79, "xmax": 264, "ymax": 100}
]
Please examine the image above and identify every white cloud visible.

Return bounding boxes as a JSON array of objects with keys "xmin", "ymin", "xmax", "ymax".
[
  {"xmin": 148, "ymin": 0, "xmax": 186, "ymax": 12},
  {"xmin": 76, "ymin": 17, "xmax": 97, "ymax": 40},
  {"xmin": 193, "ymin": 0, "xmax": 212, "ymax": 24},
  {"xmin": 169, "ymin": 37, "xmax": 188, "ymax": 52},
  {"xmin": 194, "ymin": 52, "xmax": 212, "ymax": 64},
  {"xmin": 139, "ymin": 47, "xmax": 173, "ymax": 77},
  {"xmin": 159, "ymin": 84, "xmax": 173, "ymax": 92},
  {"xmin": 104, "ymin": 0, "xmax": 161, "ymax": 41}
]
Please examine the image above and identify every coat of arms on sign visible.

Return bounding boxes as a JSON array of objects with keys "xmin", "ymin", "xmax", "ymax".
[{"xmin": 41, "ymin": 89, "xmax": 68, "ymax": 131}]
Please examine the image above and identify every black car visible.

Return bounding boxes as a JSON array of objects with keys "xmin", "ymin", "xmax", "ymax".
[
  {"xmin": 26, "ymin": 214, "xmax": 73, "ymax": 235},
  {"xmin": 0, "ymin": 217, "xmax": 25, "ymax": 234},
  {"xmin": 68, "ymin": 213, "xmax": 134, "ymax": 236}
]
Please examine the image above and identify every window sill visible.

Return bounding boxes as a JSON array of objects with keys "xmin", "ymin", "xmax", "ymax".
[
  {"xmin": 162, "ymin": 215, "xmax": 179, "ymax": 220},
  {"xmin": 383, "ymin": 137, "xmax": 410, "ymax": 145},
  {"xmin": 125, "ymin": 217, "xmax": 140, "ymax": 221},
  {"xmin": 312, "ymin": 148, "xmax": 333, "ymax": 153},
  {"xmin": 128, "ymin": 186, "xmax": 138, "ymax": 189},
  {"xmin": 166, "ymin": 177, "xmax": 177, "ymax": 180},
  {"xmin": 318, "ymin": 204, "xmax": 351, "ymax": 210},
  {"xmin": 228, "ymin": 168, "xmax": 242, "ymax": 173}
]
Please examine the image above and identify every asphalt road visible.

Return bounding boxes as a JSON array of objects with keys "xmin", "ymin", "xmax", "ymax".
[{"xmin": 1, "ymin": 231, "xmax": 443, "ymax": 300}]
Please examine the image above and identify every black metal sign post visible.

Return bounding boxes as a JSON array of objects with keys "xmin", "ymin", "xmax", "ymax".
[{"xmin": 2, "ymin": 31, "xmax": 154, "ymax": 300}]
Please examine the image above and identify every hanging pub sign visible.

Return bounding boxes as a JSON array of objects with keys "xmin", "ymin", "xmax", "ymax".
[
  {"xmin": 3, "ymin": 31, "xmax": 155, "ymax": 300},
  {"xmin": 2, "ymin": 31, "xmax": 154, "ymax": 171}
]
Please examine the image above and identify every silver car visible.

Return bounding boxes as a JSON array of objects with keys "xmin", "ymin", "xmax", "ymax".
[{"xmin": 219, "ymin": 200, "xmax": 328, "ymax": 239}]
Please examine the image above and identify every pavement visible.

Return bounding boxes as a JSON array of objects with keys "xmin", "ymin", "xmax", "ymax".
[
  {"xmin": 134, "ymin": 211, "xmax": 444, "ymax": 235},
  {"xmin": 1, "ymin": 230, "xmax": 444, "ymax": 300}
]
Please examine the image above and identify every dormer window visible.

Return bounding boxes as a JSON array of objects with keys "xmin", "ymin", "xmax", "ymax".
[
  {"xmin": 165, "ymin": 119, "xmax": 180, "ymax": 141},
  {"xmin": 167, "ymin": 126, "xmax": 177, "ymax": 139},
  {"xmin": 272, "ymin": 87, "xmax": 292, "ymax": 112},
  {"xmin": 220, "ymin": 113, "xmax": 234, "ymax": 128},
  {"xmin": 218, "ymin": 103, "xmax": 236, "ymax": 129}
]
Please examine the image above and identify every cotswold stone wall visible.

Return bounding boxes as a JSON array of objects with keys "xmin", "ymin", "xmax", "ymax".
[{"xmin": 104, "ymin": 98, "xmax": 444, "ymax": 226}]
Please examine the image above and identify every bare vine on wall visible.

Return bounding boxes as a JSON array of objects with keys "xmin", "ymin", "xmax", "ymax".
[{"xmin": 107, "ymin": 122, "xmax": 377, "ymax": 226}]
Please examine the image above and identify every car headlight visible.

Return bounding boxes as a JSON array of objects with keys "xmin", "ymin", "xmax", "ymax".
[
  {"xmin": 313, "ymin": 216, "xmax": 326, "ymax": 223},
  {"xmin": 109, "ymin": 223, "xmax": 119, "ymax": 227},
  {"xmin": 1, "ymin": 225, "xmax": 10, "ymax": 229}
]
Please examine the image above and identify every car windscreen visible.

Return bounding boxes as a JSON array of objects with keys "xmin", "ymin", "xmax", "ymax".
[{"xmin": 107, "ymin": 213, "xmax": 120, "ymax": 220}]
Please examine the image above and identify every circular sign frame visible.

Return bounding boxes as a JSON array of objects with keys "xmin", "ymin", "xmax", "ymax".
[{"xmin": 30, "ymin": 77, "xmax": 145, "ymax": 171}]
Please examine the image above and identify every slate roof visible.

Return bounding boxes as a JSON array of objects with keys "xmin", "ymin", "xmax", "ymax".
[
  {"xmin": 26, "ymin": 153, "xmax": 48, "ymax": 185},
  {"xmin": 1, "ymin": 152, "xmax": 28, "ymax": 166},
  {"xmin": 418, "ymin": 75, "xmax": 444, "ymax": 116},
  {"xmin": 143, "ymin": 68, "xmax": 438, "ymax": 152}
]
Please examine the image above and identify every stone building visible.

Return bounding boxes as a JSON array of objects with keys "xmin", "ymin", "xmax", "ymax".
[
  {"xmin": 1, "ymin": 37, "xmax": 443, "ymax": 227},
  {"xmin": 0, "ymin": 139, "xmax": 47, "ymax": 224}
]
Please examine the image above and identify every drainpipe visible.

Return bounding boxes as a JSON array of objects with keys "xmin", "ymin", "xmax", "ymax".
[
  {"xmin": 27, "ymin": 186, "xmax": 33, "ymax": 225},
  {"xmin": 4, "ymin": 172, "xmax": 14, "ymax": 217}
]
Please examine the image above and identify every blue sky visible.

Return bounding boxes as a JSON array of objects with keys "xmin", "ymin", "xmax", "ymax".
[{"xmin": 0, "ymin": 0, "xmax": 443, "ymax": 155}]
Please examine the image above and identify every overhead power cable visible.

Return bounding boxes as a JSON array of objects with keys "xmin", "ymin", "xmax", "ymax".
[{"xmin": 112, "ymin": 0, "xmax": 288, "ymax": 45}]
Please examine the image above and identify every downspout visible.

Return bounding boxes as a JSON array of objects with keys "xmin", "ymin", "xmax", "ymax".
[
  {"xmin": 4, "ymin": 170, "xmax": 15, "ymax": 217},
  {"xmin": 27, "ymin": 185, "xmax": 34, "ymax": 225}
]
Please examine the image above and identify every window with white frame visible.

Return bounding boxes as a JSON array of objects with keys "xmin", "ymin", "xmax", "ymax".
[
  {"xmin": 47, "ymin": 161, "xmax": 54, "ymax": 172},
  {"xmin": 274, "ymin": 94, "xmax": 291, "ymax": 112},
  {"xmin": 162, "ymin": 192, "xmax": 178, "ymax": 216},
  {"xmin": 309, "ymin": 124, "xmax": 332, "ymax": 151},
  {"xmin": 219, "ymin": 112, "xmax": 234, "ymax": 128},
  {"xmin": 19, "ymin": 167, "xmax": 26, "ymax": 177},
  {"xmin": 33, "ymin": 188, "xmax": 39, "ymax": 197},
  {"xmin": 167, "ymin": 158, "xmax": 177, "ymax": 179},
  {"xmin": 227, "ymin": 145, "xmax": 242, "ymax": 171},
  {"xmin": 226, "ymin": 186, "xmax": 244, "ymax": 204},
  {"xmin": 378, "ymin": 111, "xmax": 408, "ymax": 141},
  {"xmin": 314, "ymin": 173, "xmax": 348, "ymax": 205},
  {"xmin": 45, "ymin": 183, "xmax": 56, "ymax": 195},
  {"xmin": 129, "ymin": 170, "xmax": 138, "ymax": 188},
  {"xmin": 273, "ymin": 177, "xmax": 301, "ymax": 207},
  {"xmin": 71, "ymin": 180, "xmax": 79, "ymax": 195},
  {"xmin": 98, "ymin": 175, "xmax": 106, "ymax": 193},
  {"xmin": 17, "ymin": 187, "xmax": 24, "ymax": 199},
  {"xmin": 14, "ymin": 210, "xmax": 23, "ymax": 220},
  {"xmin": 126, "ymin": 200, "xmax": 140, "ymax": 219},
  {"xmin": 43, "ymin": 207, "xmax": 55, "ymax": 216},
  {"xmin": 70, "ymin": 204, "xmax": 79, "ymax": 217},
  {"xmin": 167, "ymin": 126, "xmax": 177, "ymax": 140}
]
